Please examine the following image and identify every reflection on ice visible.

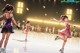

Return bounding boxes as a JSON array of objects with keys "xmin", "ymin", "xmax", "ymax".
[{"xmin": 0, "ymin": 30, "xmax": 80, "ymax": 53}]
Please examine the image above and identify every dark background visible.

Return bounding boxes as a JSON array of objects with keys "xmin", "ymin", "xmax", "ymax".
[{"xmin": 0, "ymin": 0, "xmax": 80, "ymax": 24}]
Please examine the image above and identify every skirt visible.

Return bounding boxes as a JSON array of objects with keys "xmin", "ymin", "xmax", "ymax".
[
  {"xmin": 58, "ymin": 29, "xmax": 71, "ymax": 38},
  {"xmin": 24, "ymin": 29, "xmax": 29, "ymax": 34},
  {"xmin": 1, "ymin": 25, "xmax": 14, "ymax": 33}
]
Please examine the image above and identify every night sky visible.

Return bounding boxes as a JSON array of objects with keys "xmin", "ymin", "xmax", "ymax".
[{"xmin": 0, "ymin": 0, "xmax": 80, "ymax": 23}]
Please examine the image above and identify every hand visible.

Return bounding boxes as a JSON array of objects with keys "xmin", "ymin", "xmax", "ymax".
[
  {"xmin": 50, "ymin": 18, "xmax": 55, "ymax": 20},
  {"xmin": 53, "ymin": 18, "xmax": 56, "ymax": 20},
  {"xmin": 16, "ymin": 25, "xmax": 20, "ymax": 29}
]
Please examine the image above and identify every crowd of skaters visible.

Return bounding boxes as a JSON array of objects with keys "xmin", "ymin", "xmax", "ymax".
[
  {"xmin": 0, "ymin": 20, "xmax": 80, "ymax": 37},
  {"xmin": 0, "ymin": 4, "xmax": 80, "ymax": 53}
]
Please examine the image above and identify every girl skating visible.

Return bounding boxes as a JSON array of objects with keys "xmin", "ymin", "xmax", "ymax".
[
  {"xmin": 0, "ymin": 4, "xmax": 19, "ymax": 53},
  {"xmin": 24, "ymin": 21, "xmax": 31, "ymax": 41},
  {"xmin": 52, "ymin": 15, "xmax": 75, "ymax": 53}
]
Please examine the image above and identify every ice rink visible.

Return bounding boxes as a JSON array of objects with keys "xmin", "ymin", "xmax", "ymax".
[{"xmin": 0, "ymin": 29, "xmax": 80, "ymax": 53}]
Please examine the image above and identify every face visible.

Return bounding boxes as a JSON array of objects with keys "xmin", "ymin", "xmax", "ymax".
[
  {"xmin": 64, "ymin": 18, "xmax": 68, "ymax": 22},
  {"xmin": 4, "ymin": 10, "xmax": 8, "ymax": 13},
  {"xmin": 8, "ymin": 10, "xmax": 13, "ymax": 13}
]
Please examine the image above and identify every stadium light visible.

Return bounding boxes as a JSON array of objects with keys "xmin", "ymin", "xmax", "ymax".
[
  {"xmin": 43, "ymin": 5, "xmax": 46, "ymax": 9},
  {"xmin": 17, "ymin": 2, "xmax": 24, "ymax": 14},
  {"xmin": 66, "ymin": 9, "xmax": 72, "ymax": 20},
  {"xmin": 27, "ymin": 18, "xmax": 80, "ymax": 28},
  {"xmin": 27, "ymin": 18, "xmax": 63, "ymax": 25}
]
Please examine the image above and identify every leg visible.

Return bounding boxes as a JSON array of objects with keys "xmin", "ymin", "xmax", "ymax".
[
  {"xmin": 55, "ymin": 32, "xmax": 65, "ymax": 40},
  {"xmin": 0, "ymin": 33, "xmax": 6, "ymax": 48},
  {"xmin": 25, "ymin": 32, "xmax": 28, "ymax": 41},
  {"xmin": 62, "ymin": 36, "xmax": 67, "ymax": 50},
  {"xmin": 59, "ymin": 35, "xmax": 65, "ymax": 40},
  {"xmin": 60, "ymin": 36, "xmax": 67, "ymax": 53},
  {"xmin": 55, "ymin": 35, "xmax": 65, "ymax": 40},
  {"xmin": 4, "ymin": 33, "xmax": 10, "ymax": 48}
]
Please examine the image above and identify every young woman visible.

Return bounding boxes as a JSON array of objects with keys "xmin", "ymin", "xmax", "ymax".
[
  {"xmin": 0, "ymin": 4, "xmax": 19, "ymax": 52},
  {"xmin": 24, "ymin": 21, "xmax": 31, "ymax": 41},
  {"xmin": 53, "ymin": 15, "xmax": 74, "ymax": 53}
]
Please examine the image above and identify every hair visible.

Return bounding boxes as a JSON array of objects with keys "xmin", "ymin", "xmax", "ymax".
[
  {"xmin": 2, "ymin": 4, "xmax": 14, "ymax": 12},
  {"xmin": 27, "ymin": 21, "xmax": 30, "ymax": 23},
  {"xmin": 60, "ymin": 15, "xmax": 68, "ymax": 21}
]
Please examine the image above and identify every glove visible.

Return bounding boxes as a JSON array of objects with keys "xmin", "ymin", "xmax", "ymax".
[{"xmin": 16, "ymin": 25, "xmax": 20, "ymax": 29}]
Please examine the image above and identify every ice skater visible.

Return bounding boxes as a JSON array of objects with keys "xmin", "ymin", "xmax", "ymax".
[
  {"xmin": 24, "ymin": 21, "xmax": 31, "ymax": 41},
  {"xmin": 0, "ymin": 4, "xmax": 19, "ymax": 53},
  {"xmin": 52, "ymin": 15, "xmax": 75, "ymax": 53}
]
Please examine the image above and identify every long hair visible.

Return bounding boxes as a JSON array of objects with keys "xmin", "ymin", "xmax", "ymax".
[
  {"xmin": 2, "ymin": 4, "xmax": 14, "ymax": 12},
  {"xmin": 60, "ymin": 15, "xmax": 68, "ymax": 21}
]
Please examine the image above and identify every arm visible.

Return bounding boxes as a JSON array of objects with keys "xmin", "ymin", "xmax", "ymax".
[
  {"xmin": 12, "ymin": 17, "xmax": 20, "ymax": 29},
  {"xmin": 0, "ymin": 14, "xmax": 5, "ymax": 21},
  {"xmin": 25, "ymin": 24, "xmax": 28, "ymax": 28},
  {"xmin": 51, "ymin": 18, "xmax": 61, "ymax": 22},
  {"xmin": 12, "ymin": 17, "xmax": 17, "ymax": 26}
]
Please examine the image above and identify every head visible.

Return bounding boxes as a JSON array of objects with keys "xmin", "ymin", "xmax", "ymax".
[
  {"xmin": 26, "ymin": 21, "xmax": 30, "ymax": 24},
  {"xmin": 2, "ymin": 4, "xmax": 14, "ymax": 13},
  {"xmin": 60, "ymin": 15, "xmax": 68, "ymax": 22}
]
